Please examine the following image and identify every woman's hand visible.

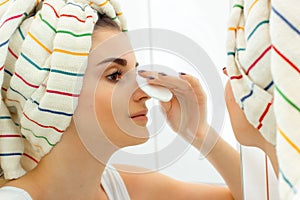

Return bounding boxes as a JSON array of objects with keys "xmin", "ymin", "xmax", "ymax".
[
  {"xmin": 224, "ymin": 79, "xmax": 269, "ymax": 148},
  {"xmin": 138, "ymin": 71, "xmax": 242, "ymax": 200},
  {"xmin": 138, "ymin": 71, "xmax": 209, "ymax": 143}
]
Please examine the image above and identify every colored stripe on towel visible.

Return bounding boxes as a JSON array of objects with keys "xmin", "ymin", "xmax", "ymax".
[
  {"xmin": 246, "ymin": 45, "xmax": 272, "ymax": 75},
  {"xmin": 278, "ymin": 126, "xmax": 300, "ymax": 154},
  {"xmin": 257, "ymin": 101, "xmax": 273, "ymax": 130},
  {"xmin": 0, "ymin": 13, "xmax": 23, "ymax": 29}
]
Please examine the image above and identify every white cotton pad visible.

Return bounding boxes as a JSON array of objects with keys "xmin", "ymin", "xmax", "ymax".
[{"xmin": 136, "ymin": 75, "xmax": 173, "ymax": 102}]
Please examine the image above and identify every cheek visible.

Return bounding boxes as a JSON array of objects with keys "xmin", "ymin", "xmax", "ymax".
[
  {"xmin": 94, "ymin": 81, "xmax": 149, "ymax": 147},
  {"xmin": 94, "ymin": 82, "xmax": 127, "ymax": 135},
  {"xmin": 95, "ymin": 83, "xmax": 113, "ymax": 122}
]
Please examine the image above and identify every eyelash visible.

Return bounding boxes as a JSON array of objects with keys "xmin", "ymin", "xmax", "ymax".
[{"xmin": 106, "ymin": 69, "xmax": 123, "ymax": 82}]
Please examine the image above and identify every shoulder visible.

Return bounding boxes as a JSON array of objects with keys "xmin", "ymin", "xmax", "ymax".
[
  {"xmin": 115, "ymin": 164, "xmax": 234, "ymax": 200},
  {"xmin": 0, "ymin": 186, "xmax": 32, "ymax": 200},
  {"xmin": 115, "ymin": 164, "xmax": 186, "ymax": 200}
]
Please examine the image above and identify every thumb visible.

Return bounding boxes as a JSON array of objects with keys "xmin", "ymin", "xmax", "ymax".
[{"xmin": 160, "ymin": 101, "xmax": 171, "ymax": 114}]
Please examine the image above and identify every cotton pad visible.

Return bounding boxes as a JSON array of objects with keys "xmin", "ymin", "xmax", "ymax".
[{"xmin": 136, "ymin": 75, "xmax": 173, "ymax": 102}]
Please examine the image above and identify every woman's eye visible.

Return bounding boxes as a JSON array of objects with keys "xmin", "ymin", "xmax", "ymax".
[{"xmin": 106, "ymin": 70, "xmax": 122, "ymax": 82}]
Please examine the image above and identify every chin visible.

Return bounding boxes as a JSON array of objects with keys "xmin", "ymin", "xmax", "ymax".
[
  {"xmin": 130, "ymin": 116, "xmax": 148, "ymax": 127},
  {"xmin": 133, "ymin": 121, "xmax": 148, "ymax": 127},
  {"xmin": 133, "ymin": 136, "xmax": 149, "ymax": 145},
  {"xmin": 118, "ymin": 133, "xmax": 149, "ymax": 148}
]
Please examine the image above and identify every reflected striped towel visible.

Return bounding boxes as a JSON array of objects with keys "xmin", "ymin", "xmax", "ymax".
[
  {"xmin": 0, "ymin": 0, "xmax": 126, "ymax": 180},
  {"xmin": 227, "ymin": 0, "xmax": 300, "ymax": 198},
  {"xmin": 270, "ymin": 1, "xmax": 300, "ymax": 198},
  {"xmin": 226, "ymin": 0, "xmax": 276, "ymax": 145}
]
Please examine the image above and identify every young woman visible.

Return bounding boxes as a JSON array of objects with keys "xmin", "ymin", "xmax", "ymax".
[{"xmin": 0, "ymin": 1, "xmax": 242, "ymax": 199}]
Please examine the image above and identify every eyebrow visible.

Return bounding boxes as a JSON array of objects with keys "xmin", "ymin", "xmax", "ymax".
[{"xmin": 98, "ymin": 57, "xmax": 139, "ymax": 67}]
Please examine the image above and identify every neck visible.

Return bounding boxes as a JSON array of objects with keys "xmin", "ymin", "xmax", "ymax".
[{"xmin": 6, "ymin": 121, "xmax": 114, "ymax": 200}]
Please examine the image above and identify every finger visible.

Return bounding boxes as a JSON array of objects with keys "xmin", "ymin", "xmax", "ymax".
[
  {"xmin": 160, "ymin": 101, "xmax": 172, "ymax": 113},
  {"xmin": 138, "ymin": 70, "xmax": 190, "ymax": 91},
  {"xmin": 179, "ymin": 73, "xmax": 205, "ymax": 94},
  {"xmin": 179, "ymin": 73, "xmax": 207, "ymax": 103},
  {"xmin": 109, "ymin": 0, "xmax": 128, "ymax": 31}
]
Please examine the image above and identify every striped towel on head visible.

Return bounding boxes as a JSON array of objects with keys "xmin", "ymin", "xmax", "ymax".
[
  {"xmin": 0, "ymin": 0, "xmax": 126, "ymax": 180},
  {"xmin": 270, "ymin": 0, "xmax": 300, "ymax": 198},
  {"xmin": 226, "ymin": 0, "xmax": 276, "ymax": 145}
]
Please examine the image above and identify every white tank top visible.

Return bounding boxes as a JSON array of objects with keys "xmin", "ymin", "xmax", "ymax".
[
  {"xmin": 0, "ymin": 167, "xmax": 131, "ymax": 200},
  {"xmin": 101, "ymin": 166, "xmax": 131, "ymax": 200}
]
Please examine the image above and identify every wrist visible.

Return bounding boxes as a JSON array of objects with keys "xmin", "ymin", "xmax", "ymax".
[{"xmin": 192, "ymin": 125, "xmax": 220, "ymax": 156}]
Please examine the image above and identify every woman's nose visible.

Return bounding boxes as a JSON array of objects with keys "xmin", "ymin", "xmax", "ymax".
[{"xmin": 133, "ymin": 86, "xmax": 151, "ymax": 102}]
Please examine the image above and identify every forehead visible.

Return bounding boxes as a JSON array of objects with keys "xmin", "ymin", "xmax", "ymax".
[
  {"xmin": 89, "ymin": 29, "xmax": 136, "ymax": 67},
  {"xmin": 91, "ymin": 28, "xmax": 132, "ymax": 51},
  {"xmin": 91, "ymin": 28, "xmax": 119, "ymax": 50}
]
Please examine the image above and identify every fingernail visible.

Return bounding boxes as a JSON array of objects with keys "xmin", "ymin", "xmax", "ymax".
[
  {"xmin": 158, "ymin": 72, "xmax": 167, "ymax": 76},
  {"xmin": 222, "ymin": 67, "xmax": 226, "ymax": 71},
  {"xmin": 147, "ymin": 76, "xmax": 155, "ymax": 80},
  {"xmin": 138, "ymin": 70, "xmax": 146, "ymax": 73},
  {"xmin": 179, "ymin": 72, "xmax": 186, "ymax": 75}
]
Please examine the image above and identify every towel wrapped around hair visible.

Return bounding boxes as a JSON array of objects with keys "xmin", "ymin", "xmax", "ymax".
[{"xmin": 0, "ymin": 0, "xmax": 126, "ymax": 180}]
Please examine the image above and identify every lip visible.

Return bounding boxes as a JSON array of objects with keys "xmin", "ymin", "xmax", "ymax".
[{"xmin": 130, "ymin": 110, "xmax": 148, "ymax": 119}]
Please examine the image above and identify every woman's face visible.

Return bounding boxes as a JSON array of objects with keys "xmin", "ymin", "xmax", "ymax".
[{"xmin": 84, "ymin": 28, "xmax": 151, "ymax": 148}]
